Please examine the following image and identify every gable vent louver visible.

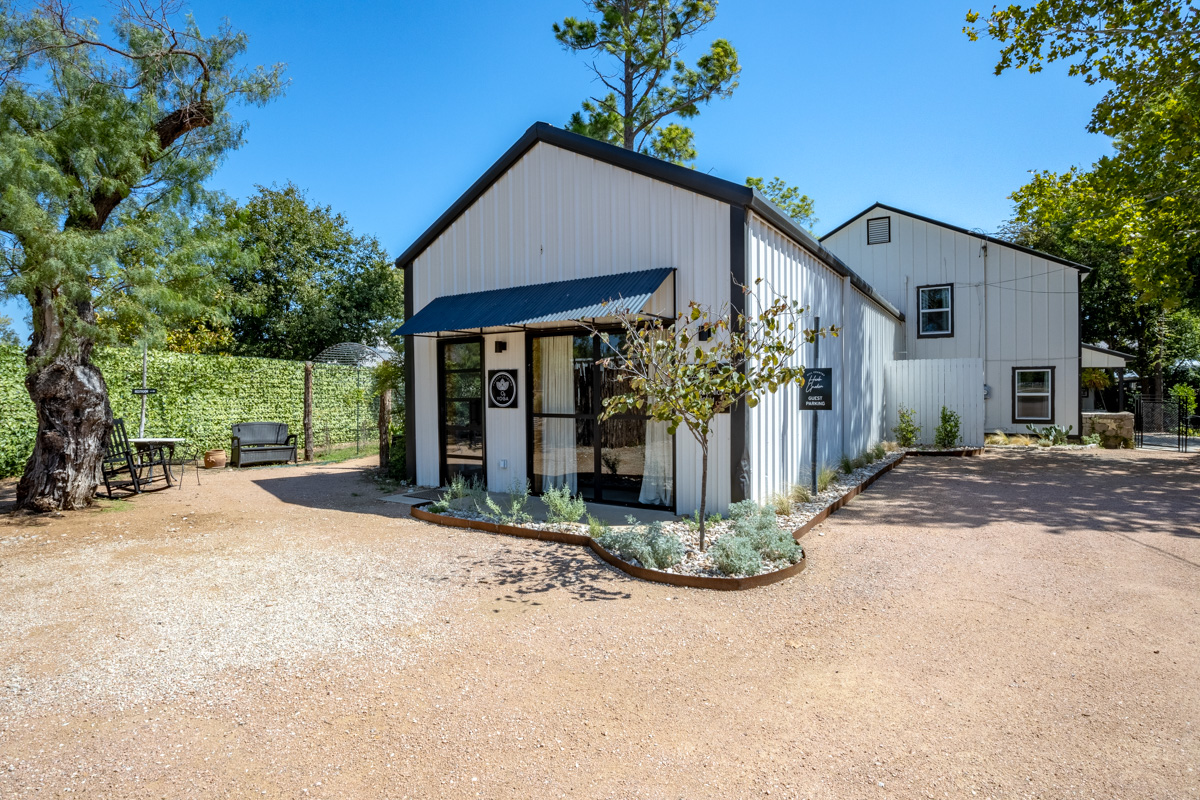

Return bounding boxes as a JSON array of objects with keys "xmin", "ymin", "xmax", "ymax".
[{"xmin": 867, "ymin": 216, "xmax": 891, "ymax": 245}]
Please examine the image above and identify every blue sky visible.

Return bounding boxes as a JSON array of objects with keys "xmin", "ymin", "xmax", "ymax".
[{"xmin": 4, "ymin": 0, "xmax": 1111, "ymax": 339}]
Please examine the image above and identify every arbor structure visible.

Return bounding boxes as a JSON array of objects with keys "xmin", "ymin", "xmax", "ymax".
[
  {"xmin": 554, "ymin": 0, "xmax": 740, "ymax": 165},
  {"xmin": 967, "ymin": 1, "xmax": 1200, "ymax": 309},
  {"xmin": 0, "ymin": 1, "xmax": 284, "ymax": 510},
  {"xmin": 591, "ymin": 283, "xmax": 832, "ymax": 549},
  {"xmin": 226, "ymin": 184, "xmax": 403, "ymax": 361}
]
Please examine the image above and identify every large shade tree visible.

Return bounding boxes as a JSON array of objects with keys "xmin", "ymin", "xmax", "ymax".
[
  {"xmin": 225, "ymin": 183, "xmax": 403, "ymax": 361},
  {"xmin": 0, "ymin": 1, "xmax": 284, "ymax": 510},
  {"xmin": 554, "ymin": 0, "xmax": 740, "ymax": 165},
  {"xmin": 966, "ymin": 1, "xmax": 1200, "ymax": 309}
]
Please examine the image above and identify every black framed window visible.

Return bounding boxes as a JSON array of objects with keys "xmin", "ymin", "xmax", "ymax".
[
  {"xmin": 917, "ymin": 284, "xmax": 954, "ymax": 338},
  {"xmin": 527, "ymin": 329, "xmax": 674, "ymax": 510},
  {"xmin": 438, "ymin": 337, "xmax": 485, "ymax": 484},
  {"xmin": 1013, "ymin": 367, "xmax": 1055, "ymax": 423}
]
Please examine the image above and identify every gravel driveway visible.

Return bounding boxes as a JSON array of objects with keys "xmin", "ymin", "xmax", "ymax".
[{"xmin": 1, "ymin": 449, "xmax": 1197, "ymax": 798}]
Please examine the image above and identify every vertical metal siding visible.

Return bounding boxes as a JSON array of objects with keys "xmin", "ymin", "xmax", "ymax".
[
  {"xmin": 410, "ymin": 141, "xmax": 730, "ymax": 493},
  {"xmin": 823, "ymin": 210, "xmax": 1081, "ymax": 434},
  {"xmin": 483, "ymin": 332, "xmax": 527, "ymax": 492},
  {"xmin": 743, "ymin": 212, "xmax": 898, "ymax": 503}
]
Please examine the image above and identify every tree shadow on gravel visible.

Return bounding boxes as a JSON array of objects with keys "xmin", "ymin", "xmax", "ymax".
[
  {"xmin": 484, "ymin": 543, "xmax": 634, "ymax": 602},
  {"xmin": 249, "ymin": 470, "xmax": 410, "ymax": 519},
  {"xmin": 861, "ymin": 451, "xmax": 1200, "ymax": 541}
]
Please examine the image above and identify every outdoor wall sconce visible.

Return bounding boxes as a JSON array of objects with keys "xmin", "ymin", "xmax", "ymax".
[{"xmin": 494, "ymin": 340, "xmax": 507, "ymax": 353}]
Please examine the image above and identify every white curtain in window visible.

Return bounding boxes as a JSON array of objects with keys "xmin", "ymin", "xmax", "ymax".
[
  {"xmin": 638, "ymin": 331, "xmax": 672, "ymax": 506},
  {"xmin": 639, "ymin": 419, "xmax": 673, "ymax": 506},
  {"xmin": 541, "ymin": 336, "xmax": 577, "ymax": 493}
]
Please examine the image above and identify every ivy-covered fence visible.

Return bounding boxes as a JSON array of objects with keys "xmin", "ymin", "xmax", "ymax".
[{"xmin": 0, "ymin": 345, "xmax": 373, "ymax": 478}]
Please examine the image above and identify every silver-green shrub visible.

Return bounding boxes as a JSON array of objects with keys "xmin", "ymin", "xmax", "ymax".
[
  {"xmin": 541, "ymin": 484, "xmax": 587, "ymax": 524},
  {"xmin": 727, "ymin": 499, "xmax": 760, "ymax": 520},
  {"xmin": 481, "ymin": 479, "xmax": 532, "ymax": 525},
  {"xmin": 711, "ymin": 534, "xmax": 762, "ymax": 576},
  {"xmin": 596, "ymin": 517, "xmax": 684, "ymax": 570}
]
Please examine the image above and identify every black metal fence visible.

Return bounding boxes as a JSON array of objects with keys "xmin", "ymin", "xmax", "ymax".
[{"xmin": 1134, "ymin": 398, "xmax": 1192, "ymax": 452}]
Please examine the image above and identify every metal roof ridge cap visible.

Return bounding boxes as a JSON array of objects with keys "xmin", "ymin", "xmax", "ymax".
[{"xmin": 1082, "ymin": 342, "xmax": 1137, "ymax": 360}]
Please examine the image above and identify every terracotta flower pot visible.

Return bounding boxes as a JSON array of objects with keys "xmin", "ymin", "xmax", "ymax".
[{"xmin": 204, "ymin": 449, "xmax": 227, "ymax": 469}]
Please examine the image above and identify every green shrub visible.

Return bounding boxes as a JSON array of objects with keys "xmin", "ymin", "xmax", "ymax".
[
  {"xmin": 437, "ymin": 473, "xmax": 488, "ymax": 514},
  {"xmin": 893, "ymin": 406, "xmax": 921, "ymax": 447},
  {"xmin": 870, "ymin": 443, "xmax": 885, "ymax": 461},
  {"xmin": 541, "ymin": 484, "xmax": 586, "ymax": 524},
  {"xmin": 1082, "ymin": 433, "xmax": 1101, "ymax": 446},
  {"xmin": 596, "ymin": 518, "xmax": 684, "ymax": 570},
  {"xmin": 711, "ymin": 533, "xmax": 762, "ymax": 576},
  {"xmin": 586, "ymin": 514, "xmax": 609, "ymax": 539},
  {"xmin": 387, "ymin": 430, "xmax": 406, "ymax": 480},
  {"xmin": 482, "ymin": 479, "xmax": 532, "ymax": 526},
  {"xmin": 852, "ymin": 453, "xmax": 869, "ymax": 470},
  {"xmin": 934, "ymin": 406, "xmax": 961, "ymax": 449},
  {"xmin": 840, "ymin": 455, "xmax": 855, "ymax": 474},
  {"xmin": 728, "ymin": 506, "xmax": 803, "ymax": 565}
]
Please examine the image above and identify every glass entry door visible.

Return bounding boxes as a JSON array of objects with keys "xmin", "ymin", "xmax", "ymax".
[
  {"xmin": 438, "ymin": 338, "xmax": 484, "ymax": 484},
  {"xmin": 528, "ymin": 332, "xmax": 673, "ymax": 510}
]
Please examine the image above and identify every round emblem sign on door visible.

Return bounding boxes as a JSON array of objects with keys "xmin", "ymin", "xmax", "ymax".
[{"xmin": 488, "ymin": 369, "xmax": 518, "ymax": 408}]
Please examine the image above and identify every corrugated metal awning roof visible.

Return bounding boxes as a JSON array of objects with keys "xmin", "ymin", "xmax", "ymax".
[{"xmin": 394, "ymin": 267, "xmax": 674, "ymax": 336}]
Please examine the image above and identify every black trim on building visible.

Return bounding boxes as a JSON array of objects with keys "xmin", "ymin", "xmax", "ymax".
[
  {"xmin": 729, "ymin": 205, "xmax": 748, "ymax": 506},
  {"xmin": 819, "ymin": 202, "xmax": 1093, "ymax": 274},
  {"xmin": 1012, "ymin": 366, "xmax": 1057, "ymax": 425},
  {"xmin": 402, "ymin": 262, "xmax": 416, "ymax": 484},
  {"xmin": 915, "ymin": 283, "xmax": 955, "ymax": 339},
  {"xmin": 391, "ymin": 122, "xmax": 905, "ymax": 325}
]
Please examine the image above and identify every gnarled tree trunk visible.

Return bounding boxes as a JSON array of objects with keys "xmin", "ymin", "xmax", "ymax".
[{"xmin": 16, "ymin": 293, "xmax": 112, "ymax": 512}]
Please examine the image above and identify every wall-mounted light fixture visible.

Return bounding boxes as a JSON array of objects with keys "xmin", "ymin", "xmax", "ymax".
[{"xmin": 494, "ymin": 340, "xmax": 507, "ymax": 353}]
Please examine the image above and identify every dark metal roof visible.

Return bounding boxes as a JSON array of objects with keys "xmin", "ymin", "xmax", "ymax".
[
  {"xmin": 393, "ymin": 267, "xmax": 675, "ymax": 336},
  {"xmin": 819, "ymin": 202, "xmax": 1093, "ymax": 274},
  {"xmin": 392, "ymin": 123, "xmax": 905, "ymax": 324}
]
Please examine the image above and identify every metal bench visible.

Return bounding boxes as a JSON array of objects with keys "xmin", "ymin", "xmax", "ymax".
[{"xmin": 230, "ymin": 422, "xmax": 298, "ymax": 467}]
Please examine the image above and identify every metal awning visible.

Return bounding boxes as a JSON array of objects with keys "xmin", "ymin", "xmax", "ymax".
[
  {"xmin": 1083, "ymin": 343, "xmax": 1135, "ymax": 369},
  {"xmin": 394, "ymin": 267, "xmax": 675, "ymax": 336}
]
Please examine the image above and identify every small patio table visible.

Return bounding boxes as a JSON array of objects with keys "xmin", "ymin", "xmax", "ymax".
[{"xmin": 128, "ymin": 437, "xmax": 185, "ymax": 487}]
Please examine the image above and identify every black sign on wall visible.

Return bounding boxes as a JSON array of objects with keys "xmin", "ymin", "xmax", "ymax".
[
  {"xmin": 801, "ymin": 367, "xmax": 833, "ymax": 411},
  {"xmin": 488, "ymin": 369, "xmax": 518, "ymax": 408}
]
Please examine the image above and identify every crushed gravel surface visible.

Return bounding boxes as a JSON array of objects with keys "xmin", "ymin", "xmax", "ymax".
[{"xmin": 1, "ymin": 449, "xmax": 1198, "ymax": 798}]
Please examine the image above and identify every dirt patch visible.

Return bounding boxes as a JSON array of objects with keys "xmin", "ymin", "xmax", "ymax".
[{"xmin": 1, "ymin": 450, "xmax": 1198, "ymax": 798}]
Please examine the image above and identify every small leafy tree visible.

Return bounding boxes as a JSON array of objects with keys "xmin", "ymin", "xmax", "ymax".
[
  {"xmin": 933, "ymin": 406, "xmax": 961, "ymax": 449},
  {"xmin": 1169, "ymin": 383, "xmax": 1197, "ymax": 417},
  {"xmin": 590, "ymin": 283, "xmax": 835, "ymax": 550},
  {"xmin": 893, "ymin": 406, "xmax": 921, "ymax": 447},
  {"xmin": 554, "ymin": 0, "xmax": 741, "ymax": 165}
]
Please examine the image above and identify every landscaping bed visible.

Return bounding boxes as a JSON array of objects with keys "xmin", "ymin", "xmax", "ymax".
[{"xmin": 416, "ymin": 444, "xmax": 907, "ymax": 589}]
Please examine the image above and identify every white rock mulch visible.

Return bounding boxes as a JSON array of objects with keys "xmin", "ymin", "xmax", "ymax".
[{"xmin": 431, "ymin": 449, "xmax": 907, "ymax": 579}]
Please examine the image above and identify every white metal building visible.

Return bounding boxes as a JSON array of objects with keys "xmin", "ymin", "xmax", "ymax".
[
  {"xmin": 395, "ymin": 123, "xmax": 903, "ymax": 515},
  {"xmin": 821, "ymin": 204, "xmax": 1090, "ymax": 435}
]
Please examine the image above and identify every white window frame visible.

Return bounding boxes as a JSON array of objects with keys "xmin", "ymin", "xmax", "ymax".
[
  {"xmin": 917, "ymin": 284, "xmax": 954, "ymax": 338},
  {"xmin": 1013, "ymin": 367, "xmax": 1055, "ymax": 423}
]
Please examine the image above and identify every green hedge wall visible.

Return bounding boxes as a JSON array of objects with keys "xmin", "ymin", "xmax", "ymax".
[{"xmin": 0, "ymin": 345, "xmax": 374, "ymax": 478}]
